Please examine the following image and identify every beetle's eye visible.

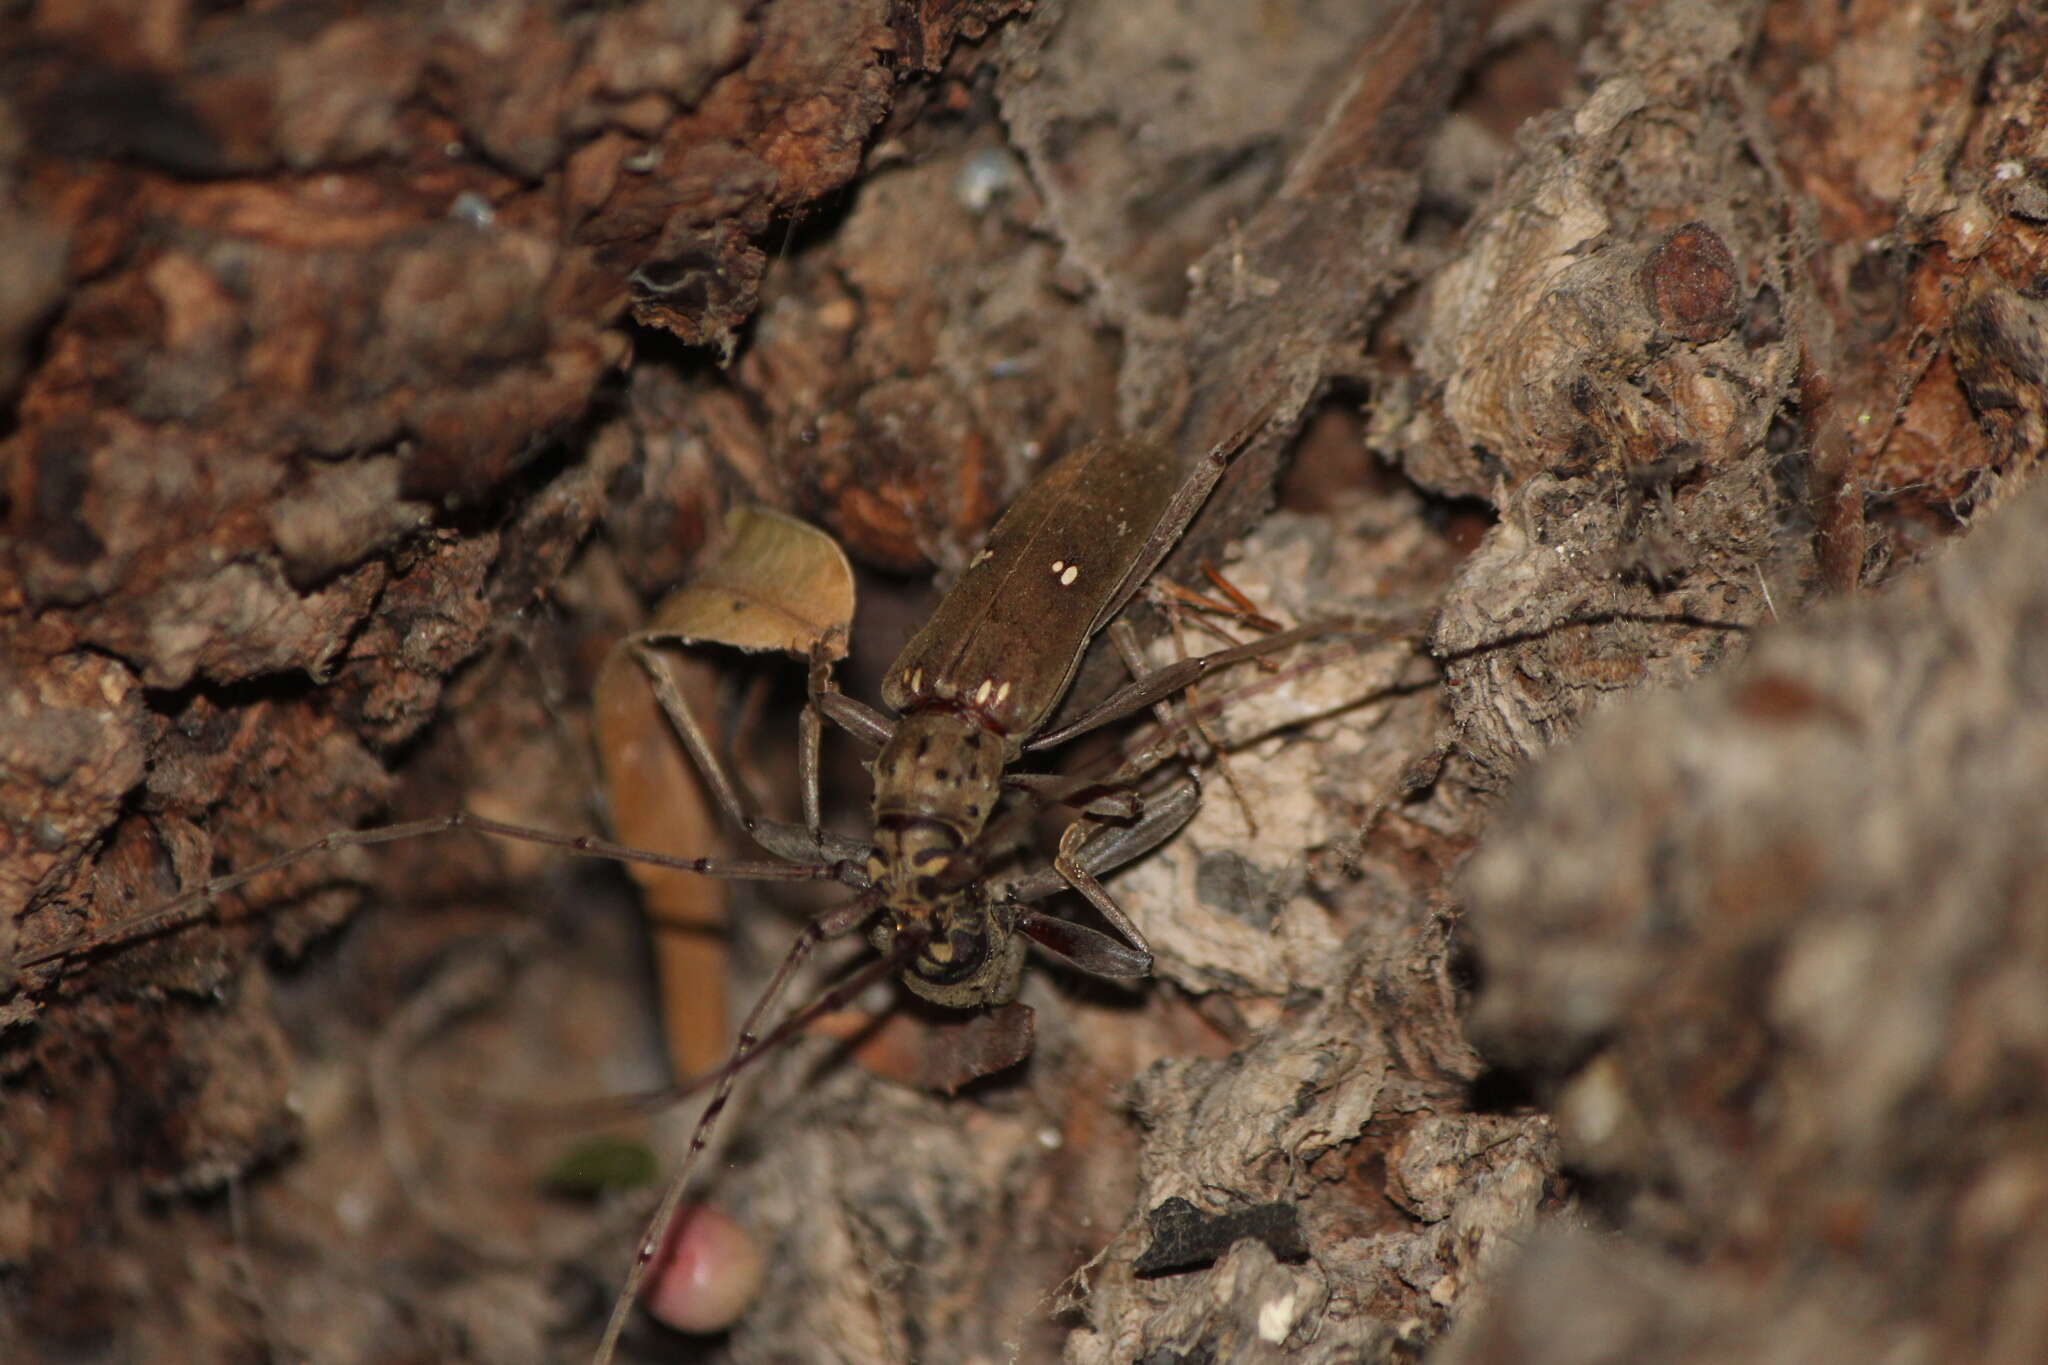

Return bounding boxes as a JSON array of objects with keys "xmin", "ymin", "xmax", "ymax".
[{"xmin": 915, "ymin": 922, "xmax": 990, "ymax": 986}]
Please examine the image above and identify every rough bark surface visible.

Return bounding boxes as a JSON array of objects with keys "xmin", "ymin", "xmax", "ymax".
[
  {"xmin": 3, "ymin": 1, "xmax": 2044, "ymax": 1363},
  {"xmin": 1444, "ymin": 467, "xmax": 2048, "ymax": 1365}
]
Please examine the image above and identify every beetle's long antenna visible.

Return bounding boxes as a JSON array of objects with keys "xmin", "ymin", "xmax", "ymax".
[
  {"xmin": 17, "ymin": 811, "xmax": 866, "ymax": 979},
  {"xmin": 464, "ymin": 900, "xmax": 920, "ymax": 1129},
  {"xmin": 590, "ymin": 896, "xmax": 916, "ymax": 1365}
]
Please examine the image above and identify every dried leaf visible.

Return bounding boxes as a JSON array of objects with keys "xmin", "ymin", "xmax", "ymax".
[
  {"xmin": 593, "ymin": 507, "xmax": 853, "ymax": 1075},
  {"xmin": 633, "ymin": 505, "xmax": 854, "ymax": 659}
]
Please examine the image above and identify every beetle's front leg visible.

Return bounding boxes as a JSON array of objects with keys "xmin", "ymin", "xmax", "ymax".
[
  {"xmin": 801, "ymin": 635, "xmax": 893, "ymax": 835},
  {"xmin": 1050, "ymin": 819, "xmax": 1155, "ymax": 958},
  {"xmin": 633, "ymin": 643, "xmax": 867, "ymax": 868}
]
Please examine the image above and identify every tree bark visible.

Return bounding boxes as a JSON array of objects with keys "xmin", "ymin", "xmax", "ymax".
[{"xmin": 5, "ymin": 2, "xmax": 2043, "ymax": 1362}]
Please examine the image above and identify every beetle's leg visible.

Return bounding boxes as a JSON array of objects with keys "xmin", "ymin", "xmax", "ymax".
[
  {"xmin": 814, "ymin": 690, "xmax": 892, "ymax": 747},
  {"xmin": 1035, "ymin": 769, "xmax": 1204, "ymax": 958},
  {"xmin": 799, "ymin": 648, "xmax": 827, "ymax": 835},
  {"xmin": 1112, "ymin": 614, "xmax": 1260, "ymax": 835},
  {"xmin": 800, "ymin": 640, "xmax": 893, "ymax": 834},
  {"xmin": 810, "ymin": 636, "xmax": 894, "ymax": 758},
  {"xmin": 1002, "ymin": 772, "xmax": 1144, "ymax": 818},
  {"xmin": 633, "ymin": 642, "xmax": 858, "ymax": 867},
  {"xmin": 1051, "ymin": 820, "xmax": 1153, "ymax": 957},
  {"xmin": 595, "ymin": 889, "xmax": 890, "ymax": 1365},
  {"xmin": 1016, "ymin": 771, "xmax": 1201, "ymax": 968},
  {"xmin": 1192, "ymin": 562, "xmax": 1287, "ymax": 634},
  {"xmin": 1007, "ymin": 774, "xmax": 1202, "ymax": 908},
  {"xmin": 1000, "ymin": 615, "xmax": 1220, "ymax": 830},
  {"xmin": 801, "ymin": 647, "xmax": 899, "ymax": 844},
  {"xmin": 1013, "ymin": 777, "xmax": 1207, "ymax": 973}
]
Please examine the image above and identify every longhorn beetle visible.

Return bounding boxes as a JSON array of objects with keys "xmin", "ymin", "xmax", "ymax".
[
  {"xmin": 586, "ymin": 404, "xmax": 1322, "ymax": 1359},
  {"xmin": 19, "ymin": 404, "xmax": 1329, "ymax": 1362}
]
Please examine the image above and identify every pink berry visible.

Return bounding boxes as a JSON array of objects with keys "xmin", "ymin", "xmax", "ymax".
[{"xmin": 643, "ymin": 1204, "xmax": 766, "ymax": 1334}]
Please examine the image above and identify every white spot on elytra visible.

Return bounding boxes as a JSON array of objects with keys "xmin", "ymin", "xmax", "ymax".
[
  {"xmin": 970, "ymin": 548, "xmax": 993, "ymax": 568},
  {"xmin": 994, "ymin": 681, "xmax": 1012, "ymax": 705},
  {"xmin": 907, "ymin": 668, "xmax": 923, "ymax": 692},
  {"xmin": 1052, "ymin": 560, "xmax": 1080, "ymax": 586},
  {"xmin": 974, "ymin": 679, "xmax": 993, "ymax": 704}
]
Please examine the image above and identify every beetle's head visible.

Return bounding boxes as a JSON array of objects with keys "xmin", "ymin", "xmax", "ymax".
[{"xmin": 870, "ymin": 890, "xmax": 1026, "ymax": 1010}]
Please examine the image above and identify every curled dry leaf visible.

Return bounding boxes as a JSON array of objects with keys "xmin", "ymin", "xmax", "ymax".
[
  {"xmin": 593, "ymin": 506, "xmax": 855, "ymax": 1075},
  {"xmin": 631, "ymin": 506, "xmax": 858, "ymax": 660}
]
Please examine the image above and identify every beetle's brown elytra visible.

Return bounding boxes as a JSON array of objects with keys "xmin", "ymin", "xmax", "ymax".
[{"xmin": 883, "ymin": 432, "xmax": 1189, "ymax": 745}]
